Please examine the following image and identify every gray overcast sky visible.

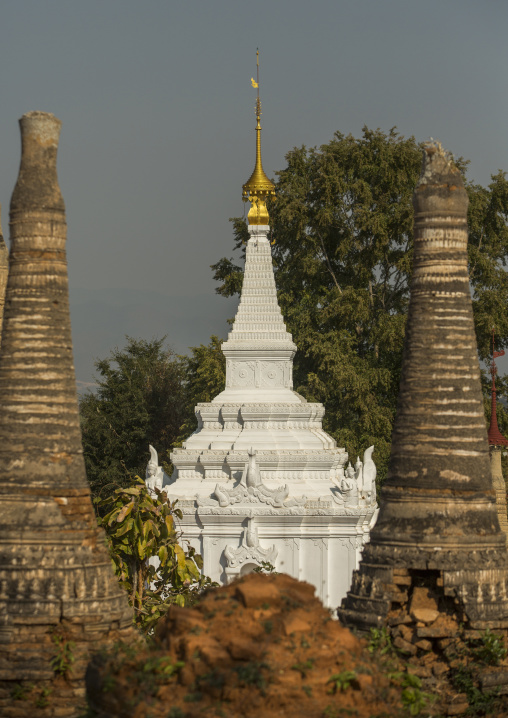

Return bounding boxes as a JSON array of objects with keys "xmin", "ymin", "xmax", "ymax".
[{"xmin": 0, "ymin": 0, "xmax": 507, "ymax": 384}]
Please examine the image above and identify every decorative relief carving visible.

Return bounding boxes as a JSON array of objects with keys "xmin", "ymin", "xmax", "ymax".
[
  {"xmin": 145, "ymin": 445, "xmax": 170, "ymax": 497},
  {"xmin": 197, "ymin": 449, "xmax": 307, "ymax": 510},
  {"xmin": 224, "ymin": 519, "xmax": 277, "ymax": 571},
  {"xmin": 260, "ymin": 361, "xmax": 285, "ymax": 387},
  {"xmin": 229, "ymin": 360, "xmax": 256, "ymax": 388},
  {"xmin": 305, "ymin": 499, "xmax": 332, "ymax": 509},
  {"xmin": 333, "ymin": 446, "xmax": 377, "ymax": 508},
  {"xmin": 175, "ymin": 499, "xmax": 196, "ymax": 508},
  {"xmin": 194, "ymin": 505, "xmax": 369, "ymax": 516}
]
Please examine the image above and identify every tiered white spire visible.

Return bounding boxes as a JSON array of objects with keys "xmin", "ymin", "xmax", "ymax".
[
  {"xmin": 223, "ymin": 228, "xmax": 295, "ymax": 349},
  {"xmin": 215, "ymin": 226, "xmax": 297, "ymax": 404},
  {"xmin": 165, "ymin": 53, "xmax": 377, "ymax": 607}
]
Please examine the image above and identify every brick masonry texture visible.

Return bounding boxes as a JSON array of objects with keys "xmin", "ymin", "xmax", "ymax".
[{"xmin": 0, "ymin": 112, "xmax": 135, "ymax": 718}]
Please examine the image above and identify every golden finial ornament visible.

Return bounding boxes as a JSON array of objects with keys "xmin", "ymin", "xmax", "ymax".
[{"xmin": 242, "ymin": 49, "xmax": 275, "ymax": 225}]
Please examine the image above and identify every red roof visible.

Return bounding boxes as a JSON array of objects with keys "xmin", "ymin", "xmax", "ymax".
[{"xmin": 488, "ymin": 385, "xmax": 508, "ymax": 447}]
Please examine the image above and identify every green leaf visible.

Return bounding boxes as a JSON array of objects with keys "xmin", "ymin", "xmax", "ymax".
[
  {"xmin": 116, "ymin": 501, "xmax": 134, "ymax": 523},
  {"xmin": 114, "ymin": 518, "xmax": 134, "ymax": 537}
]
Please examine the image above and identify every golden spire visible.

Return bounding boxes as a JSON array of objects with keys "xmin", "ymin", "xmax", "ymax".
[{"xmin": 242, "ymin": 49, "xmax": 275, "ymax": 225}]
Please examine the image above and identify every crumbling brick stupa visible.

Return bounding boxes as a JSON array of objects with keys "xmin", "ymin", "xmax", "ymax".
[
  {"xmin": 0, "ymin": 211, "xmax": 8, "ymax": 343},
  {"xmin": 0, "ymin": 112, "xmax": 134, "ymax": 717},
  {"xmin": 338, "ymin": 143, "xmax": 508, "ymax": 644},
  {"xmin": 487, "ymin": 341, "xmax": 508, "ymax": 536}
]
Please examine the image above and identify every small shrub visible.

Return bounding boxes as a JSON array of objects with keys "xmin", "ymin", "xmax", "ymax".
[
  {"xmin": 327, "ymin": 670, "xmax": 358, "ymax": 693},
  {"xmin": 368, "ymin": 627, "xmax": 393, "ymax": 656},
  {"xmin": 469, "ymin": 628, "xmax": 507, "ymax": 666},
  {"xmin": 253, "ymin": 561, "xmax": 278, "ymax": 574},
  {"xmin": 95, "ymin": 478, "xmax": 215, "ymax": 632},
  {"xmin": 390, "ymin": 673, "xmax": 433, "ymax": 716},
  {"xmin": 50, "ymin": 635, "xmax": 75, "ymax": 676},
  {"xmin": 141, "ymin": 656, "xmax": 185, "ymax": 678},
  {"xmin": 10, "ymin": 683, "xmax": 33, "ymax": 700},
  {"xmin": 451, "ymin": 664, "xmax": 500, "ymax": 715},
  {"xmin": 292, "ymin": 659, "xmax": 315, "ymax": 677},
  {"xmin": 35, "ymin": 687, "xmax": 52, "ymax": 708},
  {"xmin": 235, "ymin": 661, "xmax": 269, "ymax": 693},
  {"xmin": 184, "ymin": 691, "xmax": 203, "ymax": 703}
]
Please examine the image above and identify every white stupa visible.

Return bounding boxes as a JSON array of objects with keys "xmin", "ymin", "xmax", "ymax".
[{"xmin": 166, "ymin": 54, "xmax": 377, "ymax": 607}]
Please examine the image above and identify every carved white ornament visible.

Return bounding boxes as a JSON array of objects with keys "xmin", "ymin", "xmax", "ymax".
[
  {"xmin": 198, "ymin": 448, "xmax": 306, "ymax": 509},
  {"xmin": 224, "ymin": 518, "xmax": 278, "ymax": 571},
  {"xmin": 145, "ymin": 445, "xmax": 170, "ymax": 497}
]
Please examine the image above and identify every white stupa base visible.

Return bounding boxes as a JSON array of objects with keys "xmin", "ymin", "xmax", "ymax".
[
  {"xmin": 168, "ymin": 224, "xmax": 377, "ymax": 608},
  {"xmin": 173, "ymin": 508, "xmax": 376, "ymax": 608}
]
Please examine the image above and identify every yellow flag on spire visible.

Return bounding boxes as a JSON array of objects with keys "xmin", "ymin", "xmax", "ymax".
[{"xmin": 251, "ymin": 78, "xmax": 259, "ymax": 88}]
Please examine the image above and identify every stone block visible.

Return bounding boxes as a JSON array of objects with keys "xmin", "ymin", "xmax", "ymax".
[
  {"xmin": 437, "ymin": 638, "xmax": 453, "ymax": 650},
  {"xmin": 388, "ymin": 611, "xmax": 413, "ymax": 627},
  {"xmin": 446, "ymin": 702, "xmax": 469, "ymax": 716},
  {"xmin": 282, "ymin": 614, "xmax": 311, "ymax": 635},
  {"xmin": 384, "ymin": 586, "xmax": 408, "ymax": 604},
  {"xmin": 225, "ymin": 634, "xmax": 263, "ymax": 661},
  {"xmin": 417, "ymin": 615, "xmax": 458, "ymax": 639},
  {"xmin": 412, "ymin": 608, "xmax": 440, "ymax": 624},
  {"xmin": 409, "ymin": 586, "xmax": 439, "ymax": 625},
  {"xmin": 479, "ymin": 669, "xmax": 508, "ymax": 689},
  {"xmin": 414, "ymin": 638, "xmax": 433, "ymax": 651},
  {"xmin": 399, "ymin": 624, "xmax": 414, "ymax": 642},
  {"xmin": 235, "ymin": 581, "xmax": 282, "ymax": 609},
  {"xmin": 393, "ymin": 575, "xmax": 412, "ymax": 587},
  {"xmin": 408, "ymin": 666, "xmax": 431, "ymax": 678},
  {"xmin": 393, "ymin": 636, "xmax": 417, "ymax": 656},
  {"xmin": 432, "ymin": 662, "xmax": 450, "ymax": 677},
  {"xmin": 421, "ymin": 652, "xmax": 438, "ymax": 665},
  {"xmin": 193, "ymin": 637, "xmax": 231, "ymax": 666}
]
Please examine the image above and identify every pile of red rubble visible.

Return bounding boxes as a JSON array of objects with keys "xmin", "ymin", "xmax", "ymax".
[{"xmin": 87, "ymin": 573, "xmax": 405, "ymax": 717}]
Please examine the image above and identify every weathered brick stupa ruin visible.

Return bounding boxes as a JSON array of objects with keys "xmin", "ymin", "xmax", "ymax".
[
  {"xmin": 338, "ymin": 143, "xmax": 508, "ymax": 639},
  {"xmin": 487, "ymin": 336, "xmax": 508, "ymax": 535},
  {"xmin": 0, "ymin": 112, "xmax": 134, "ymax": 717},
  {"xmin": 167, "ymin": 54, "xmax": 378, "ymax": 608},
  {"xmin": 0, "ymin": 210, "xmax": 8, "ymax": 343}
]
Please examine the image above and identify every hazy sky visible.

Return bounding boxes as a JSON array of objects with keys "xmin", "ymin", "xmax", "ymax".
[{"xmin": 0, "ymin": 1, "xmax": 507, "ymax": 385}]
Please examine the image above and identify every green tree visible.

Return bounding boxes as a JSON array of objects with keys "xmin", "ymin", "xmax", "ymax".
[
  {"xmin": 175, "ymin": 335, "xmax": 226, "ymax": 444},
  {"xmin": 212, "ymin": 127, "xmax": 508, "ymax": 482},
  {"xmin": 80, "ymin": 337, "xmax": 187, "ymax": 498},
  {"xmin": 95, "ymin": 477, "xmax": 210, "ymax": 632}
]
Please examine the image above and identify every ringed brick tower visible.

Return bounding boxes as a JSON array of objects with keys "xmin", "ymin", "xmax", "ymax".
[
  {"xmin": 338, "ymin": 143, "xmax": 508, "ymax": 632},
  {"xmin": 0, "ymin": 112, "xmax": 133, "ymax": 716},
  {"xmin": 0, "ymin": 209, "xmax": 8, "ymax": 342},
  {"xmin": 487, "ymin": 338, "xmax": 508, "ymax": 536}
]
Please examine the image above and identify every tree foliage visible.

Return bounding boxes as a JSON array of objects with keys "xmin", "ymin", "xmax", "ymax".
[
  {"xmin": 80, "ymin": 337, "xmax": 187, "ymax": 498},
  {"xmin": 212, "ymin": 127, "xmax": 508, "ymax": 481},
  {"xmin": 175, "ymin": 335, "xmax": 226, "ymax": 444},
  {"xmin": 95, "ymin": 478, "xmax": 210, "ymax": 632},
  {"xmin": 79, "ymin": 128, "xmax": 508, "ymax": 491}
]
